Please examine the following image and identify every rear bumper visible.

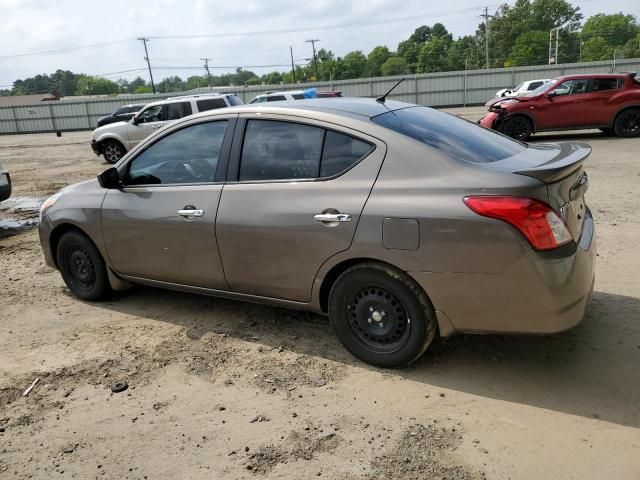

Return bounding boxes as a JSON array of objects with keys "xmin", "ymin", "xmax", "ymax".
[{"xmin": 410, "ymin": 208, "xmax": 596, "ymax": 336}]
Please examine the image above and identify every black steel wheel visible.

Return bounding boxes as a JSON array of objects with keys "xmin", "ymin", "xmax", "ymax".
[
  {"xmin": 614, "ymin": 109, "xmax": 640, "ymax": 138},
  {"xmin": 328, "ymin": 262, "xmax": 437, "ymax": 368},
  {"xmin": 56, "ymin": 230, "xmax": 111, "ymax": 301},
  {"xmin": 502, "ymin": 115, "xmax": 533, "ymax": 141},
  {"xmin": 102, "ymin": 140, "xmax": 125, "ymax": 164}
]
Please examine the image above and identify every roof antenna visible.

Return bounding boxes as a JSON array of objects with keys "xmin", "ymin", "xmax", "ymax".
[{"xmin": 376, "ymin": 78, "xmax": 405, "ymax": 103}]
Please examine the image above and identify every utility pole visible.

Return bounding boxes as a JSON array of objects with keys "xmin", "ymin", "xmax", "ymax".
[
  {"xmin": 306, "ymin": 39, "xmax": 320, "ymax": 80},
  {"xmin": 290, "ymin": 47, "xmax": 296, "ymax": 84},
  {"xmin": 201, "ymin": 58, "xmax": 212, "ymax": 91},
  {"xmin": 480, "ymin": 7, "xmax": 491, "ymax": 69},
  {"xmin": 137, "ymin": 37, "xmax": 156, "ymax": 94}
]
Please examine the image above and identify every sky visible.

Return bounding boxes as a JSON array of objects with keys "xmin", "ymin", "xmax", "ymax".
[{"xmin": 1, "ymin": 0, "xmax": 639, "ymax": 88}]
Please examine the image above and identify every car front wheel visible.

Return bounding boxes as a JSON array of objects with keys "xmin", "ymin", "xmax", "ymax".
[
  {"xmin": 501, "ymin": 115, "xmax": 533, "ymax": 141},
  {"xmin": 56, "ymin": 231, "xmax": 111, "ymax": 301},
  {"xmin": 614, "ymin": 108, "xmax": 640, "ymax": 138},
  {"xmin": 328, "ymin": 263, "xmax": 437, "ymax": 368},
  {"xmin": 102, "ymin": 140, "xmax": 125, "ymax": 164}
]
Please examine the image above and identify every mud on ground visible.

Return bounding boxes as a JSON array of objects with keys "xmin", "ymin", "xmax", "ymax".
[{"xmin": 1, "ymin": 124, "xmax": 639, "ymax": 479}]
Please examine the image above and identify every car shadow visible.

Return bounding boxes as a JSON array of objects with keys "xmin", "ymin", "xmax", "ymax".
[
  {"xmin": 528, "ymin": 130, "xmax": 610, "ymax": 142},
  {"xmin": 95, "ymin": 288, "xmax": 640, "ymax": 429}
]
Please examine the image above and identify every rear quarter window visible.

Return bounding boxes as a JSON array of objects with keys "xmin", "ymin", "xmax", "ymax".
[
  {"xmin": 197, "ymin": 98, "xmax": 227, "ymax": 111},
  {"xmin": 372, "ymin": 107, "xmax": 526, "ymax": 163}
]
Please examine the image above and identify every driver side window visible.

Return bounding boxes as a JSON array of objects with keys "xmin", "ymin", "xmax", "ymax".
[
  {"xmin": 127, "ymin": 121, "xmax": 228, "ymax": 186},
  {"xmin": 551, "ymin": 79, "xmax": 588, "ymax": 96},
  {"xmin": 137, "ymin": 105, "xmax": 166, "ymax": 124}
]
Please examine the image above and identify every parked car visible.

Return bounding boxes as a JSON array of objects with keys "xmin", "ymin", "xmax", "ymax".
[
  {"xmin": 480, "ymin": 72, "xmax": 640, "ymax": 140},
  {"xmin": 40, "ymin": 98, "xmax": 595, "ymax": 368},
  {"xmin": 495, "ymin": 79, "xmax": 551, "ymax": 98},
  {"xmin": 96, "ymin": 104, "xmax": 145, "ymax": 128},
  {"xmin": 0, "ymin": 160, "xmax": 11, "ymax": 202},
  {"xmin": 91, "ymin": 93, "xmax": 243, "ymax": 163},
  {"xmin": 249, "ymin": 89, "xmax": 342, "ymax": 103}
]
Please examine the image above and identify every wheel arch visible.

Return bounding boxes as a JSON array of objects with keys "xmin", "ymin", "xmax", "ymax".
[
  {"xmin": 49, "ymin": 223, "xmax": 100, "ymax": 270},
  {"xmin": 611, "ymin": 104, "xmax": 640, "ymax": 127},
  {"xmin": 503, "ymin": 111, "xmax": 537, "ymax": 133}
]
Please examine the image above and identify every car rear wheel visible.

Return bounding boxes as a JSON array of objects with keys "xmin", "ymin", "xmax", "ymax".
[
  {"xmin": 56, "ymin": 231, "xmax": 111, "ymax": 301},
  {"xmin": 102, "ymin": 140, "xmax": 125, "ymax": 164},
  {"xmin": 614, "ymin": 108, "xmax": 640, "ymax": 138},
  {"xmin": 502, "ymin": 116, "xmax": 533, "ymax": 141},
  {"xmin": 328, "ymin": 263, "xmax": 437, "ymax": 368}
]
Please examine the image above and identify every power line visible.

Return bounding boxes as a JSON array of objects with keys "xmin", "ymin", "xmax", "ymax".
[
  {"xmin": 145, "ymin": 6, "xmax": 495, "ymax": 40},
  {"xmin": 0, "ymin": 38, "xmax": 134, "ymax": 61}
]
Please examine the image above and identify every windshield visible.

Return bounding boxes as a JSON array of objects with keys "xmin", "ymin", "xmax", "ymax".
[
  {"xmin": 372, "ymin": 106, "xmax": 526, "ymax": 163},
  {"xmin": 526, "ymin": 80, "xmax": 555, "ymax": 97}
]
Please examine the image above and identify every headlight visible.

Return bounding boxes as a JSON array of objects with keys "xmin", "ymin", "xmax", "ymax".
[{"xmin": 39, "ymin": 192, "xmax": 62, "ymax": 220}]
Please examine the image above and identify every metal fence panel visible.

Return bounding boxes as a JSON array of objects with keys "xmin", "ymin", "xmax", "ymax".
[{"xmin": 1, "ymin": 58, "xmax": 638, "ymax": 135}]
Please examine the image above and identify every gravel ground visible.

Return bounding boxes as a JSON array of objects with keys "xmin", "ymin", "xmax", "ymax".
[{"xmin": 1, "ymin": 111, "xmax": 639, "ymax": 479}]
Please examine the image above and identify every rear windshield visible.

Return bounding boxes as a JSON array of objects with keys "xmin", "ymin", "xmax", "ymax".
[
  {"xmin": 372, "ymin": 106, "xmax": 526, "ymax": 163},
  {"xmin": 227, "ymin": 95, "xmax": 243, "ymax": 106}
]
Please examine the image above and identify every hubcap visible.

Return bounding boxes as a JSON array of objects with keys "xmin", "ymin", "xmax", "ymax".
[
  {"xmin": 619, "ymin": 111, "xmax": 640, "ymax": 134},
  {"xmin": 66, "ymin": 246, "xmax": 96, "ymax": 291},
  {"xmin": 347, "ymin": 286, "xmax": 410, "ymax": 352},
  {"xmin": 104, "ymin": 144, "xmax": 121, "ymax": 162}
]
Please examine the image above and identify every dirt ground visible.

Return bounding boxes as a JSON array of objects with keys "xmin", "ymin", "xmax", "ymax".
[{"xmin": 1, "ymin": 110, "xmax": 639, "ymax": 479}]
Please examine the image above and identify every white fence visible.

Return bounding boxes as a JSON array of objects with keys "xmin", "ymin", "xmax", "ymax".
[{"xmin": 1, "ymin": 58, "xmax": 638, "ymax": 135}]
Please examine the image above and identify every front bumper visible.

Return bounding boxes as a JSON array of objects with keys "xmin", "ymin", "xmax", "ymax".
[
  {"xmin": 0, "ymin": 173, "xmax": 11, "ymax": 202},
  {"xmin": 91, "ymin": 140, "xmax": 102, "ymax": 156},
  {"xmin": 479, "ymin": 112, "xmax": 499, "ymax": 129},
  {"xmin": 38, "ymin": 215, "xmax": 56, "ymax": 269},
  {"xmin": 410, "ymin": 208, "xmax": 596, "ymax": 336}
]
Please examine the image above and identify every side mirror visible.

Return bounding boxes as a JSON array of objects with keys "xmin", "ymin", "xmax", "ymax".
[
  {"xmin": 97, "ymin": 167, "xmax": 122, "ymax": 189},
  {"xmin": 546, "ymin": 91, "xmax": 557, "ymax": 99},
  {"xmin": 131, "ymin": 116, "xmax": 139, "ymax": 125}
]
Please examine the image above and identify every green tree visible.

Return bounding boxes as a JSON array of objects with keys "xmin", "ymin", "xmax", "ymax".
[
  {"xmin": 133, "ymin": 85, "xmax": 153, "ymax": 94},
  {"xmin": 484, "ymin": 0, "xmax": 583, "ymax": 67},
  {"xmin": 581, "ymin": 13, "xmax": 639, "ymax": 60},
  {"xmin": 416, "ymin": 36, "xmax": 450, "ymax": 73},
  {"xmin": 380, "ymin": 56, "xmax": 408, "ymax": 76},
  {"xmin": 75, "ymin": 75, "xmax": 120, "ymax": 95},
  {"xmin": 506, "ymin": 30, "xmax": 549, "ymax": 66},
  {"xmin": 341, "ymin": 51, "xmax": 367, "ymax": 79},
  {"xmin": 366, "ymin": 46, "xmax": 391, "ymax": 77},
  {"xmin": 446, "ymin": 36, "xmax": 481, "ymax": 70}
]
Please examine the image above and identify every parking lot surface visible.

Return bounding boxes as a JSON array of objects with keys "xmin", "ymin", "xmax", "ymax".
[{"xmin": 1, "ymin": 110, "xmax": 639, "ymax": 479}]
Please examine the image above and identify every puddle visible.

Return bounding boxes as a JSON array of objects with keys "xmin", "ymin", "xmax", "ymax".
[{"xmin": 0, "ymin": 196, "xmax": 42, "ymax": 239}]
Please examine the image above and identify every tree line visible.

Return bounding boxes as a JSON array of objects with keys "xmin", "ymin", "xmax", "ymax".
[{"xmin": 2, "ymin": 0, "xmax": 639, "ymax": 97}]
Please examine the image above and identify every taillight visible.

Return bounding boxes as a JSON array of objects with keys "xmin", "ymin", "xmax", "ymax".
[{"xmin": 463, "ymin": 196, "xmax": 573, "ymax": 251}]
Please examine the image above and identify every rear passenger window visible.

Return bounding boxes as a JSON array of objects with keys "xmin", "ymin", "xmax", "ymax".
[
  {"xmin": 528, "ymin": 81, "xmax": 543, "ymax": 90},
  {"xmin": 239, "ymin": 120, "xmax": 323, "ymax": 181},
  {"xmin": 266, "ymin": 95, "xmax": 287, "ymax": 102},
  {"xmin": 320, "ymin": 131, "xmax": 372, "ymax": 177},
  {"xmin": 196, "ymin": 98, "xmax": 227, "ymax": 111},
  {"xmin": 591, "ymin": 78, "xmax": 620, "ymax": 92},
  {"xmin": 166, "ymin": 102, "xmax": 193, "ymax": 120}
]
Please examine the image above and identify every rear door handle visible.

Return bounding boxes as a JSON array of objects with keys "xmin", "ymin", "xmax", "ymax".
[
  {"xmin": 314, "ymin": 213, "xmax": 352, "ymax": 223},
  {"xmin": 177, "ymin": 209, "xmax": 205, "ymax": 218}
]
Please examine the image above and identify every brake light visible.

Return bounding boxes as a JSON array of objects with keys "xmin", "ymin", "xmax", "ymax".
[{"xmin": 463, "ymin": 196, "xmax": 573, "ymax": 250}]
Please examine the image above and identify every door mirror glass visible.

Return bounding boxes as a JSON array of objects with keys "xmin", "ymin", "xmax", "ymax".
[{"xmin": 97, "ymin": 167, "xmax": 122, "ymax": 189}]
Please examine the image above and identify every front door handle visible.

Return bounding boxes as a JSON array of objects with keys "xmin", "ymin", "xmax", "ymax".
[
  {"xmin": 314, "ymin": 213, "xmax": 352, "ymax": 223},
  {"xmin": 177, "ymin": 208, "xmax": 205, "ymax": 218}
]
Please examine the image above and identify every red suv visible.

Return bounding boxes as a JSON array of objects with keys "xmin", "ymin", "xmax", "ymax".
[{"xmin": 479, "ymin": 72, "xmax": 640, "ymax": 140}]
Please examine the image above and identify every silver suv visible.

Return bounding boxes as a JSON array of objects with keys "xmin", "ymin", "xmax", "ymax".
[{"xmin": 91, "ymin": 93, "xmax": 243, "ymax": 163}]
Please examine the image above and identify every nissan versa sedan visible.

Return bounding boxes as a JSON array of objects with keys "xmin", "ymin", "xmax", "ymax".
[{"xmin": 39, "ymin": 98, "xmax": 596, "ymax": 368}]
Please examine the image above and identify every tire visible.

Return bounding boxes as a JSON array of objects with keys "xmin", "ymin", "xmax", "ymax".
[
  {"xmin": 501, "ymin": 115, "xmax": 533, "ymax": 141},
  {"xmin": 328, "ymin": 262, "xmax": 437, "ymax": 368},
  {"xmin": 56, "ymin": 231, "xmax": 111, "ymax": 301},
  {"xmin": 613, "ymin": 108, "xmax": 640, "ymax": 138},
  {"xmin": 102, "ymin": 140, "xmax": 125, "ymax": 164}
]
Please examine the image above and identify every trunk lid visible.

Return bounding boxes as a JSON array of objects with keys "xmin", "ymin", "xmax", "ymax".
[{"xmin": 481, "ymin": 141, "xmax": 591, "ymax": 240}]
